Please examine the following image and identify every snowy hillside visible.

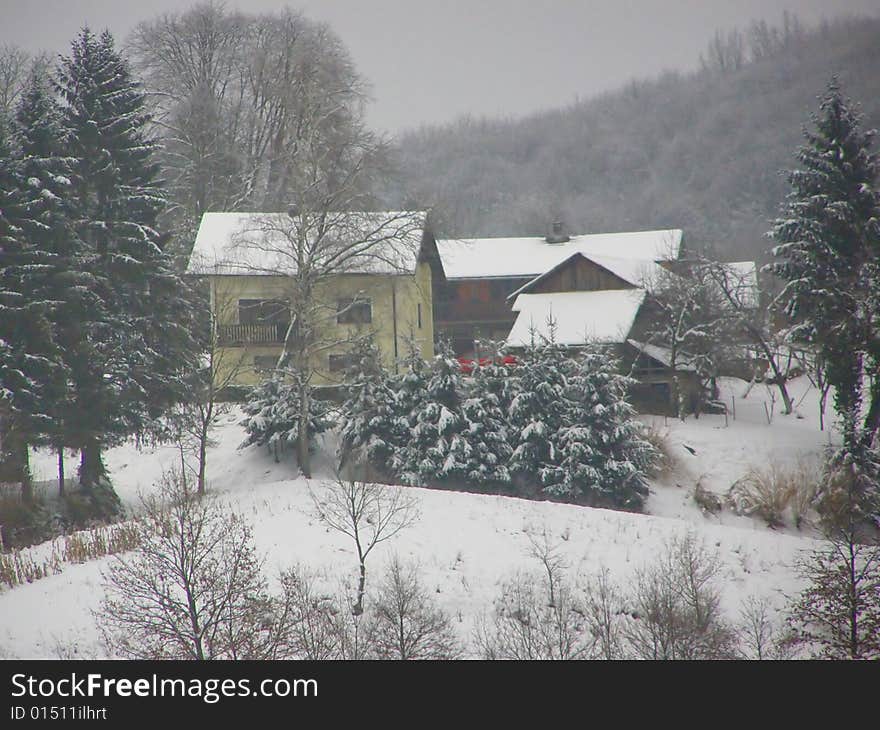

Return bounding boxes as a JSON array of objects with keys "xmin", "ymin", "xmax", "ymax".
[{"xmin": 1, "ymin": 375, "xmax": 836, "ymax": 658}]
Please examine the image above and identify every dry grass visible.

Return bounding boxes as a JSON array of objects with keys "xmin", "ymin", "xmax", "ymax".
[
  {"xmin": 641, "ymin": 422, "xmax": 677, "ymax": 479},
  {"xmin": 0, "ymin": 522, "xmax": 140, "ymax": 591},
  {"xmin": 693, "ymin": 477, "xmax": 723, "ymax": 515},
  {"xmin": 62, "ymin": 523, "xmax": 140, "ymax": 564},
  {"xmin": 727, "ymin": 459, "xmax": 821, "ymax": 529}
]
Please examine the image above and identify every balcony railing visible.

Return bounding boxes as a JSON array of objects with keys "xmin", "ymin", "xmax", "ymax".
[{"xmin": 218, "ymin": 323, "xmax": 287, "ymax": 346}]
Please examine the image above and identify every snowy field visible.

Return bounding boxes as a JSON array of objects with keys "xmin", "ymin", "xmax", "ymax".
[{"xmin": 0, "ymin": 375, "xmax": 836, "ymax": 658}]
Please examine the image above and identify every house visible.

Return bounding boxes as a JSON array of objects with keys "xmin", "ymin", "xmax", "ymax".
[
  {"xmin": 499, "ymin": 246, "xmax": 703, "ymax": 410},
  {"xmin": 435, "ymin": 224, "xmax": 767, "ymax": 414},
  {"xmin": 185, "ymin": 210, "xmax": 440, "ymax": 387},
  {"xmin": 434, "ymin": 225, "xmax": 683, "ymax": 356}
]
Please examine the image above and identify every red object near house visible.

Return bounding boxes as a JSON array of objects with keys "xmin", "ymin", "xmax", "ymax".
[{"xmin": 457, "ymin": 354, "xmax": 518, "ymax": 375}]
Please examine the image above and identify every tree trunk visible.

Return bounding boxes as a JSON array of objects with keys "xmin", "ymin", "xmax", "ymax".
[
  {"xmin": 819, "ymin": 385, "xmax": 829, "ymax": 432},
  {"xmin": 756, "ymin": 338, "xmax": 793, "ymax": 415},
  {"xmin": 58, "ymin": 447, "xmax": 65, "ymax": 496},
  {"xmin": 0, "ymin": 411, "xmax": 32, "ymax": 502},
  {"xmin": 298, "ymin": 383, "xmax": 311, "ymax": 478},
  {"xmin": 197, "ymin": 434, "xmax": 208, "ymax": 495},
  {"xmin": 354, "ymin": 560, "xmax": 367, "ymax": 616},
  {"xmin": 79, "ymin": 438, "xmax": 108, "ymax": 490},
  {"xmin": 860, "ymin": 383, "xmax": 880, "ymax": 449}
]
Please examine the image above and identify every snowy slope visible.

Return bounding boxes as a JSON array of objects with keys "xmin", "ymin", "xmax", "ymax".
[{"xmin": 2, "ymin": 375, "xmax": 835, "ymax": 658}]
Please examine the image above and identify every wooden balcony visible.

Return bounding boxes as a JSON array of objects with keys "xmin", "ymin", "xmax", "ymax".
[{"xmin": 218, "ymin": 323, "xmax": 287, "ymax": 346}]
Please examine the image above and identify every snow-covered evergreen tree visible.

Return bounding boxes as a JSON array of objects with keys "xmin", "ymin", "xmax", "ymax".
[
  {"xmin": 338, "ymin": 336, "xmax": 401, "ymax": 477},
  {"xmin": 388, "ymin": 340, "xmax": 429, "ymax": 478},
  {"xmin": 12, "ymin": 70, "xmax": 83, "ymax": 467},
  {"xmin": 768, "ymin": 77, "xmax": 880, "ymax": 456},
  {"xmin": 54, "ymin": 28, "xmax": 200, "ymax": 497},
  {"xmin": 241, "ymin": 368, "xmax": 334, "ymax": 464},
  {"xmin": 461, "ymin": 343, "xmax": 513, "ymax": 487},
  {"xmin": 545, "ymin": 347, "xmax": 655, "ymax": 511},
  {"xmin": 506, "ymin": 325, "xmax": 573, "ymax": 490},
  {"xmin": 0, "ymin": 118, "xmax": 62, "ymax": 498},
  {"xmin": 398, "ymin": 344, "xmax": 471, "ymax": 487}
]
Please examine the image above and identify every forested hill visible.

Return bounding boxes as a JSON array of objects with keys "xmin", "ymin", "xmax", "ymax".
[{"xmin": 388, "ymin": 16, "xmax": 880, "ymax": 262}]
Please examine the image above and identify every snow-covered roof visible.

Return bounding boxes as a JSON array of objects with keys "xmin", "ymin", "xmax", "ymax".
[
  {"xmin": 436, "ymin": 228, "xmax": 681, "ymax": 280},
  {"xmin": 506, "ymin": 289, "xmax": 647, "ymax": 347},
  {"xmin": 507, "ymin": 251, "xmax": 664, "ymax": 299},
  {"xmin": 626, "ymin": 339, "xmax": 697, "ymax": 372},
  {"xmin": 186, "ymin": 211, "xmax": 428, "ymax": 276}
]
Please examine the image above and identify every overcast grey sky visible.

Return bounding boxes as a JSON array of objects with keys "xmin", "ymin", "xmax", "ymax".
[{"xmin": 1, "ymin": 0, "xmax": 878, "ymax": 133}]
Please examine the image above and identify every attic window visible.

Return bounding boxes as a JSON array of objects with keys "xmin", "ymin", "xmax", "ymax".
[{"xmin": 337, "ymin": 297, "xmax": 372, "ymax": 324}]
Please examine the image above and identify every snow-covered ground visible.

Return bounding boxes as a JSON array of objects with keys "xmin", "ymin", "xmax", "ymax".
[{"xmin": 1, "ymin": 375, "xmax": 836, "ymax": 658}]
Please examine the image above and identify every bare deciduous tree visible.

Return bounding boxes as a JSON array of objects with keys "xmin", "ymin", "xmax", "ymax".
[
  {"xmin": 474, "ymin": 569, "xmax": 593, "ymax": 660},
  {"xmin": 701, "ymin": 258, "xmax": 794, "ymax": 415},
  {"xmin": 738, "ymin": 594, "xmax": 797, "ymax": 659},
  {"xmin": 700, "ymin": 28, "xmax": 746, "ymax": 74},
  {"xmin": 170, "ymin": 290, "xmax": 248, "ymax": 494},
  {"xmin": 526, "ymin": 526, "xmax": 568, "ymax": 608},
  {"xmin": 0, "ymin": 44, "xmax": 30, "ymax": 123},
  {"xmin": 640, "ymin": 263, "xmax": 733, "ymax": 417},
  {"xmin": 585, "ymin": 566, "xmax": 625, "ymax": 660},
  {"xmin": 128, "ymin": 5, "xmax": 385, "ymax": 246},
  {"xmin": 371, "ymin": 557, "xmax": 461, "ymax": 660},
  {"xmin": 97, "ymin": 471, "xmax": 288, "ymax": 659},
  {"xmin": 310, "ymin": 477, "xmax": 420, "ymax": 615},
  {"xmin": 624, "ymin": 532, "xmax": 739, "ymax": 660},
  {"xmin": 276, "ymin": 564, "xmax": 342, "ymax": 659}
]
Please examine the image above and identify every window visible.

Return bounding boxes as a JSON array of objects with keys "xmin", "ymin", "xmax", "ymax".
[
  {"xmin": 238, "ymin": 299, "xmax": 289, "ymax": 326},
  {"xmin": 328, "ymin": 353, "xmax": 358, "ymax": 373},
  {"xmin": 337, "ymin": 297, "xmax": 371, "ymax": 324},
  {"xmin": 417, "ymin": 302, "xmax": 422, "ymax": 329},
  {"xmin": 253, "ymin": 355, "xmax": 278, "ymax": 373}
]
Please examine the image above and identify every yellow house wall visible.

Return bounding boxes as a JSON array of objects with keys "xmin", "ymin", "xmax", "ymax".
[{"xmin": 209, "ymin": 263, "xmax": 434, "ymax": 387}]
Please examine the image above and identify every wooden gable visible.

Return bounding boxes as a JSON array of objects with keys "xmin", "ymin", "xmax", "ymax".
[{"xmin": 526, "ymin": 254, "xmax": 634, "ymax": 295}]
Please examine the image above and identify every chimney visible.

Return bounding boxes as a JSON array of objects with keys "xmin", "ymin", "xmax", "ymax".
[
  {"xmin": 545, "ymin": 220, "xmax": 570, "ymax": 244},
  {"xmin": 287, "ymin": 203, "xmax": 300, "ymax": 218}
]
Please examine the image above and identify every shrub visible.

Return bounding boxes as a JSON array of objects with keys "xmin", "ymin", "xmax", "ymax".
[
  {"xmin": 240, "ymin": 370, "xmax": 335, "ymax": 461},
  {"xmin": 0, "ymin": 484, "xmax": 47, "ymax": 549},
  {"xmin": 474, "ymin": 569, "xmax": 593, "ymax": 660},
  {"xmin": 623, "ymin": 532, "xmax": 739, "ymax": 660},
  {"xmin": 641, "ymin": 422, "xmax": 676, "ymax": 479},
  {"xmin": 727, "ymin": 459, "xmax": 821, "ymax": 528},
  {"xmin": 693, "ymin": 478, "xmax": 723, "ymax": 515},
  {"xmin": 98, "ymin": 471, "xmax": 289, "ymax": 659},
  {"xmin": 370, "ymin": 558, "xmax": 461, "ymax": 660}
]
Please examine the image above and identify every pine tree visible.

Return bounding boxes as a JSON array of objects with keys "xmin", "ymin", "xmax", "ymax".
[
  {"xmin": 461, "ymin": 343, "xmax": 513, "ymax": 487},
  {"xmin": 0, "ymin": 117, "xmax": 63, "ymax": 499},
  {"xmin": 13, "ymin": 70, "xmax": 83, "ymax": 482},
  {"xmin": 338, "ymin": 336, "xmax": 402, "ymax": 477},
  {"xmin": 545, "ymin": 347, "xmax": 655, "ymax": 511},
  {"xmin": 54, "ymin": 28, "xmax": 199, "ymax": 499},
  {"xmin": 506, "ymin": 324, "xmax": 573, "ymax": 490},
  {"xmin": 241, "ymin": 369, "xmax": 334, "ymax": 465},
  {"xmin": 768, "ymin": 77, "xmax": 880, "ymax": 455},
  {"xmin": 388, "ymin": 341, "xmax": 429, "ymax": 479},
  {"xmin": 398, "ymin": 344, "xmax": 471, "ymax": 487}
]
